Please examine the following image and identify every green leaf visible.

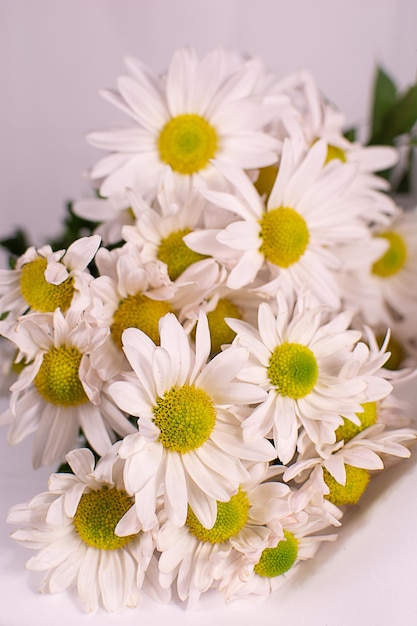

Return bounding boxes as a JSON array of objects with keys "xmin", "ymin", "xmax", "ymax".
[
  {"xmin": 369, "ymin": 67, "xmax": 397, "ymax": 142},
  {"xmin": 377, "ymin": 84, "xmax": 417, "ymax": 145}
]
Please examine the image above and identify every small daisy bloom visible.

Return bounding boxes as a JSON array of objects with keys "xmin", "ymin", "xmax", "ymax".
[
  {"xmin": 270, "ymin": 69, "xmax": 398, "ymax": 176},
  {"xmin": 87, "ymin": 47, "xmax": 279, "ymax": 200},
  {"xmin": 0, "ymin": 307, "xmax": 135, "ymax": 468},
  {"xmin": 188, "ymin": 138, "xmax": 372, "ymax": 308},
  {"xmin": 73, "ymin": 193, "xmax": 134, "ymax": 245},
  {"xmin": 108, "ymin": 312, "xmax": 274, "ymax": 531},
  {"xmin": 213, "ymin": 498, "xmax": 340, "ymax": 606},
  {"xmin": 227, "ymin": 291, "xmax": 371, "ymax": 464},
  {"xmin": 7, "ymin": 447, "xmax": 162, "ymax": 613},
  {"xmin": 0, "ymin": 235, "xmax": 100, "ymax": 321},
  {"xmin": 284, "ymin": 423, "xmax": 417, "ymax": 508},
  {"xmin": 339, "ymin": 206, "xmax": 417, "ymax": 326},
  {"xmin": 156, "ymin": 462, "xmax": 292, "ymax": 607}
]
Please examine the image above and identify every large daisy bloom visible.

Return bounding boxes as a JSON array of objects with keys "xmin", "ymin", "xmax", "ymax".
[
  {"xmin": 7, "ymin": 447, "xmax": 162, "ymax": 613},
  {"xmin": 227, "ymin": 291, "xmax": 392, "ymax": 464},
  {"xmin": 87, "ymin": 47, "xmax": 280, "ymax": 200},
  {"xmin": 107, "ymin": 312, "xmax": 274, "ymax": 531},
  {"xmin": 156, "ymin": 462, "xmax": 292, "ymax": 607},
  {"xmin": 0, "ymin": 236, "xmax": 100, "ymax": 321},
  {"xmin": 0, "ymin": 307, "xmax": 135, "ymax": 468},
  {"xmin": 187, "ymin": 138, "xmax": 373, "ymax": 308}
]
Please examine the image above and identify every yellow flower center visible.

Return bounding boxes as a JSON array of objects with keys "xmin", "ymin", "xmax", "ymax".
[
  {"xmin": 325, "ymin": 144, "xmax": 347, "ymax": 163},
  {"xmin": 153, "ymin": 384, "xmax": 216, "ymax": 453},
  {"xmin": 323, "ymin": 465, "xmax": 370, "ymax": 506},
  {"xmin": 157, "ymin": 114, "xmax": 218, "ymax": 175},
  {"xmin": 268, "ymin": 342, "xmax": 318, "ymax": 399},
  {"xmin": 254, "ymin": 530, "xmax": 298, "ymax": 578},
  {"xmin": 73, "ymin": 487, "xmax": 136, "ymax": 550},
  {"xmin": 372, "ymin": 231, "xmax": 407, "ymax": 278},
  {"xmin": 207, "ymin": 298, "xmax": 242, "ymax": 355},
  {"xmin": 254, "ymin": 164, "xmax": 278, "ymax": 199},
  {"xmin": 376, "ymin": 332, "xmax": 404, "ymax": 370},
  {"xmin": 34, "ymin": 346, "xmax": 88, "ymax": 406},
  {"xmin": 19, "ymin": 257, "xmax": 74, "ymax": 312},
  {"xmin": 335, "ymin": 402, "xmax": 378, "ymax": 443},
  {"xmin": 186, "ymin": 489, "xmax": 250, "ymax": 544},
  {"xmin": 157, "ymin": 228, "xmax": 208, "ymax": 281},
  {"xmin": 259, "ymin": 207, "xmax": 310, "ymax": 268},
  {"xmin": 111, "ymin": 293, "xmax": 173, "ymax": 347}
]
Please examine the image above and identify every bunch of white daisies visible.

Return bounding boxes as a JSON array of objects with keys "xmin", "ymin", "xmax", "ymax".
[{"xmin": 1, "ymin": 47, "xmax": 417, "ymax": 613}]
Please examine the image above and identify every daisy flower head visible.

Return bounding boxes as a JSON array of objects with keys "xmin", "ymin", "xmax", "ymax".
[
  {"xmin": 214, "ymin": 495, "xmax": 340, "ymax": 606},
  {"xmin": 284, "ymin": 421, "xmax": 417, "ymax": 509},
  {"xmin": 190, "ymin": 138, "xmax": 372, "ymax": 308},
  {"xmin": 339, "ymin": 205, "xmax": 417, "ymax": 327},
  {"xmin": 73, "ymin": 193, "xmax": 134, "ymax": 245},
  {"xmin": 107, "ymin": 311, "xmax": 275, "ymax": 532},
  {"xmin": 0, "ymin": 307, "xmax": 135, "ymax": 468},
  {"xmin": 0, "ymin": 236, "xmax": 101, "ymax": 322},
  {"xmin": 227, "ymin": 290, "xmax": 371, "ymax": 464},
  {"xmin": 7, "ymin": 447, "xmax": 161, "ymax": 613},
  {"xmin": 87, "ymin": 47, "xmax": 280, "ymax": 201},
  {"xmin": 269, "ymin": 70, "xmax": 398, "ymax": 175},
  {"xmin": 156, "ymin": 462, "xmax": 292, "ymax": 607}
]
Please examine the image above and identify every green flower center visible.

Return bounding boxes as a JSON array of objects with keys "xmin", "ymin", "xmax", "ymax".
[
  {"xmin": 259, "ymin": 207, "xmax": 310, "ymax": 268},
  {"xmin": 186, "ymin": 489, "xmax": 250, "ymax": 543},
  {"xmin": 157, "ymin": 114, "xmax": 218, "ymax": 175},
  {"xmin": 19, "ymin": 257, "xmax": 74, "ymax": 312},
  {"xmin": 254, "ymin": 530, "xmax": 298, "ymax": 578},
  {"xmin": 323, "ymin": 465, "xmax": 370, "ymax": 506},
  {"xmin": 207, "ymin": 298, "xmax": 242, "ymax": 355},
  {"xmin": 34, "ymin": 346, "xmax": 88, "ymax": 406},
  {"xmin": 153, "ymin": 384, "xmax": 216, "ymax": 453},
  {"xmin": 73, "ymin": 487, "xmax": 136, "ymax": 550},
  {"xmin": 268, "ymin": 342, "xmax": 318, "ymax": 399},
  {"xmin": 157, "ymin": 228, "xmax": 208, "ymax": 281},
  {"xmin": 335, "ymin": 402, "xmax": 378, "ymax": 443},
  {"xmin": 111, "ymin": 293, "xmax": 173, "ymax": 347},
  {"xmin": 372, "ymin": 232, "xmax": 407, "ymax": 278},
  {"xmin": 325, "ymin": 144, "xmax": 347, "ymax": 164}
]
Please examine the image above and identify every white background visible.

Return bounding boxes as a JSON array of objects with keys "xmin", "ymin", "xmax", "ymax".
[{"xmin": 0, "ymin": 1, "xmax": 417, "ymax": 624}]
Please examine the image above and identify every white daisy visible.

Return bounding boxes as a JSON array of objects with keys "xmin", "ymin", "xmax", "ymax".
[
  {"xmin": 188, "ymin": 138, "xmax": 373, "ymax": 308},
  {"xmin": 7, "ymin": 447, "xmax": 161, "ymax": 613},
  {"xmin": 72, "ymin": 193, "xmax": 134, "ymax": 245},
  {"xmin": 87, "ymin": 47, "xmax": 279, "ymax": 200},
  {"xmin": 156, "ymin": 462, "xmax": 292, "ymax": 607},
  {"xmin": 0, "ymin": 307, "xmax": 135, "ymax": 468},
  {"xmin": 213, "ymin": 497, "xmax": 340, "ymax": 606},
  {"xmin": 339, "ymin": 205, "xmax": 417, "ymax": 326},
  {"xmin": 284, "ymin": 423, "xmax": 417, "ymax": 507},
  {"xmin": 227, "ymin": 291, "xmax": 378, "ymax": 464},
  {"xmin": 107, "ymin": 312, "xmax": 274, "ymax": 531},
  {"xmin": 0, "ymin": 235, "xmax": 100, "ymax": 321}
]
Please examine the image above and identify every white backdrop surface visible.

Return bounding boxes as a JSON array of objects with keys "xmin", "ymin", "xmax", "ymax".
[{"xmin": 1, "ymin": 2, "xmax": 417, "ymax": 624}]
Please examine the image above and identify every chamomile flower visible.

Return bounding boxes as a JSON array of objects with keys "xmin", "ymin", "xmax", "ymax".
[
  {"xmin": 214, "ymin": 499, "xmax": 340, "ymax": 606},
  {"xmin": 227, "ymin": 291, "xmax": 375, "ymax": 464},
  {"xmin": 0, "ymin": 307, "xmax": 135, "ymax": 468},
  {"xmin": 188, "ymin": 139, "xmax": 371, "ymax": 308},
  {"xmin": 87, "ymin": 47, "xmax": 279, "ymax": 200},
  {"xmin": 156, "ymin": 462, "xmax": 292, "ymax": 607},
  {"xmin": 284, "ymin": 423, "xmax": 417, "ymax": 507},
  {"xmin": 0, "ymin": 236, "xmax": 100, "ymax": 321},
  {"xmin": 7, "ymin": 447, "xmax": 161, "ymax": 613},
  {"xmin": 339, "ymin": 206, "xmax": 417, "ymax": 326},
  {"xmin": 108, "ymin": 312, "xmax": 274, "ymax": 531}
]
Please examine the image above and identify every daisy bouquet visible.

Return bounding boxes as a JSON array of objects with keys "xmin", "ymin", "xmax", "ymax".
[{"xmin": 1, "ymin": 47, "xmax": 417, "ymax": 613}]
